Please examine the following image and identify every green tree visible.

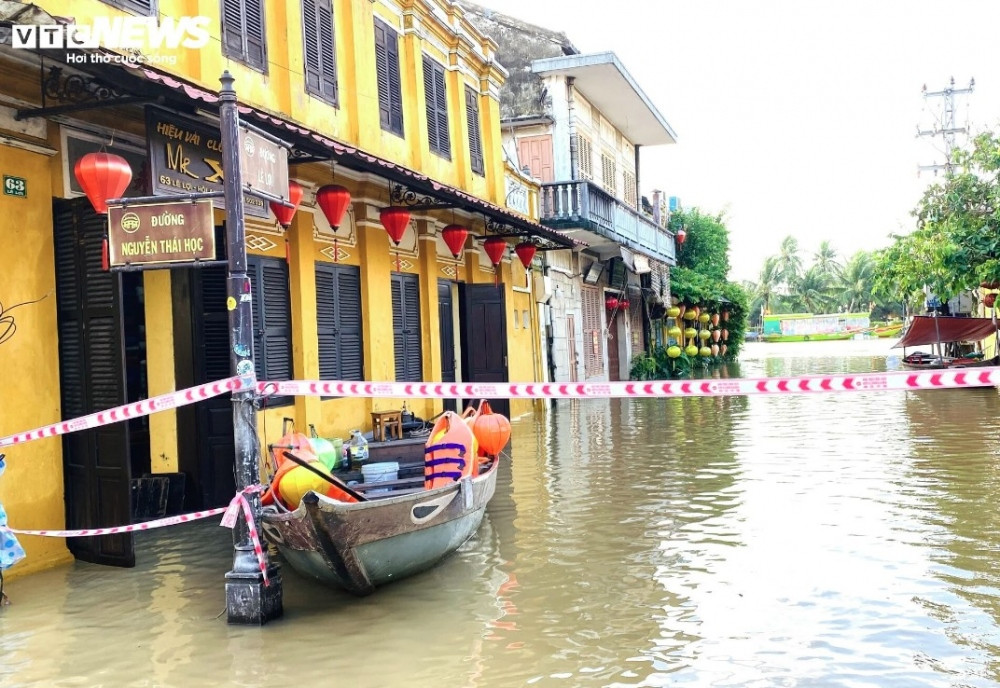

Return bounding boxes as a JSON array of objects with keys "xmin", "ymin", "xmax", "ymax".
[
  {"xmin": 873, "ymin": 130, "xmax": 1000, "ymax": 303},
  {"xmin": 839, "ymin": 250, "xmax": 875, "ymax": 312},
  {"xmin": 813, "ymin": 240, "xmax": 843, "ymax": 281},
  {"xmin": 794, "ymin": 265, "xmax": 835, "ymax": 313},
  {"xmin": 775, "ymin": 235, "xmax": 803, "ymax": 289}
]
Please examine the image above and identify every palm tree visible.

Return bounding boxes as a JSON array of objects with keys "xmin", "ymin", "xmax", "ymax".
[
  {"xmin": 753, "ymin": 255, "xmax": 783, "ymax": 317},
  {"xmin": 795, "ymin": 265, "xmax": 835, "ymax": 313},
  {"xmin": 813, "ymin": 241, "xmax": 843, "ymax": 281},
  {"xmin": 839, "ymin": 251, "xmax": 875, "ymax": 312},
  {"xmin": 775, "ymin": 235, "xmax": 803, "ymax": 293}
]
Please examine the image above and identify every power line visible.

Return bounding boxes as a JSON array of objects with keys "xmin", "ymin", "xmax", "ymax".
[{"xmin": 917, "ymin": 76, "xmax": 974, "ymax": 177}]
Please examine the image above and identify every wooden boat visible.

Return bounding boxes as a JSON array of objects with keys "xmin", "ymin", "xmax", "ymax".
[
  {"xmin": 894, "ymin": 315, "xmax": 1000, "ymax": 370},
  {"xmin": 872, "ymin": 323, "xmax": 903, "ymax": 338},
  {"xmin": 260, "ymin": 456, "xmax": 498, "ymax": 595}
]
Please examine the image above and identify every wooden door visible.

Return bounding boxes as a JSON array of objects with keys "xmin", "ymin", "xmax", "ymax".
[
  {"xmin": 460, "ymin": 284, "xmax": 509, "ymax": 417},
  {"xmin": 53, "ymin": 198, "xmax": 135, "ymax": 567},
  {"xmin": 607, "ymin": 308, "xmax": 621, "ymax": 381},
  {"xmin": 566, "ymin": 313, "xmax": 578, "ymax": 382},
  {"xmin": 517, "ymin": 134, "xmax": 554, "ymax": 182},
  {"xmin": 438, "ymin": 280, "xmax": 457, "ymax": 412}
]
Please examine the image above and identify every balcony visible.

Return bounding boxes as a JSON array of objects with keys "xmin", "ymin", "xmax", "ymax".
[{"xmin": 540, "ymin": 180, "xmax": 676, "ymax": 264}]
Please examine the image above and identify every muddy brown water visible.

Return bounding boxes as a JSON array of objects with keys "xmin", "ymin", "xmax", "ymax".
[{"xmin": 4, "ymin": 340, "xmax": 1000, "ymax": 687}]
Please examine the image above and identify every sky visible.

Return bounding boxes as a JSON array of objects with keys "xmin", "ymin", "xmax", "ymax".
[{"xmin": 484, "ymin": 0, "xmax": 1000, "ymax": 282}]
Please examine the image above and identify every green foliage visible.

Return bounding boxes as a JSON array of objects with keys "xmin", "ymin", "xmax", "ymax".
[{"xmin": 873, "ymin": 130, "xmax": 1000, "ymax": 304}]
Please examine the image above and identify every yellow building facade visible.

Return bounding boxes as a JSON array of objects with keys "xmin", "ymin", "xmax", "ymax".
[{"xmin": 0, "ymin": 0, "xmax": 572, "ymax": 578}]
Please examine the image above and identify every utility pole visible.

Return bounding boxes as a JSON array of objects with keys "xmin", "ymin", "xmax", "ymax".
[{"xmin": 917, "ymin": 76, "xmax": 974, "ymax": 177}]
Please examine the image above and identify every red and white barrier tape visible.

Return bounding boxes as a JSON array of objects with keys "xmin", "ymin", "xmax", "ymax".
[
  {"xmin": 259, "ymin": 367, "xmax": 1000, "ymax": 400},
  {"xmin": 5, "ymin": 486, "xmax": 271, "ymax": 585},
  {"xmin": 0, "ymin": 375, "xmax": 252, "ymax": 448}
]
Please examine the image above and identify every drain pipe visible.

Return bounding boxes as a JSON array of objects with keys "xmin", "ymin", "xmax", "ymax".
[{"xmin": 567, "ymin": 76, "xmax": 578, "ymax": 181}]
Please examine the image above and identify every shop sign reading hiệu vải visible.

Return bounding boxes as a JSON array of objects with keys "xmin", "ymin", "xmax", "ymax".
[
  {"xmin": 145, "ymin": 105, "xmax": 269, "ymax": 218},
  {"xmin": 107, "ymin": 199, "xmax": 216, "ymax": 267}
]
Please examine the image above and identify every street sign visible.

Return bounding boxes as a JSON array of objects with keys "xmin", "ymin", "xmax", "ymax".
[
  {"xmin": 238, "ymin": 125, "xmax": 289, "ymax": 200},
  {"xmin": 3, "ymin": 175, "xmax": 26, "ymax": 197},
  {"xmin": 107, "ymin": 199, "xmax": 216, "ymax": 267}
]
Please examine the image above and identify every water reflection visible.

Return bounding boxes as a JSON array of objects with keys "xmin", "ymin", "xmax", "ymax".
[{"xmin": 4, "ymin": 340, "xmax": 1000, "ymax": 686}]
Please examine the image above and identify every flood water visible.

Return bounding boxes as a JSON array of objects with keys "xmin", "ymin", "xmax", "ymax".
[{"xmin": 5, "ymin": 339, "xmax": 1000, "ymax": 687}]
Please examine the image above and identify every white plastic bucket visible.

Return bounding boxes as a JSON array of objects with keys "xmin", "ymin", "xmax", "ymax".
[{"xmin": 361, "ymin": 461, "xmax": 399, "ymax": 494}]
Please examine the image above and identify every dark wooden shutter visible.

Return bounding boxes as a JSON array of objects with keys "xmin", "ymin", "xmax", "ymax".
[
  {"xmin": 302, "ymin": 0, "xmax": 338, "ymax": 105},
  {"xmin": 101, "ymin": 0, "xmax": 157, "ymax": 15},
  {"xmin": 374, "ymin": 18, "xmax": 403, "ymax": 136},
  {"xmin": 247, "ymin": 257, "xmax": 292, "ymax": 403},
  {"xmin": 466, "ymin": 86, "xmax": 484, "ymax": 176},
  {"xmin": 316, "ymin": 263, "xmax": 363, "ymax": 380},
  {"xmin": 392, "ymin": 273, "xmax": 422, "ymax": 382},
  {"xmin": 423, "ymin": 56, "xmax": 450, "ymax": 158},
  {"xmin": 222, "ymin": 0, "xmax": 267, "ymax": 71},
  {"xmin": 53, "ymin": 198, "xmax": 135, "ymax": 567}
]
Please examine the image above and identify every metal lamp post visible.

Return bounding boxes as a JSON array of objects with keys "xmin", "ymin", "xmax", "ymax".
[{"xmin": 219, "ymin": 70, "xmax": 283, "ymax": 625}]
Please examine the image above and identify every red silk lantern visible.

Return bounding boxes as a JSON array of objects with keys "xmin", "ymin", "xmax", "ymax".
[
  {"xmin": 441, "ymin": 224, "xmax": 469, "ymax": 258},
  {"xmin": 606, "ymin": 296, "xmax": 619, "ymax": 310},
  {"xmin": 676, "ymin": 227, "xmax": 687, "ymax": 244},
  {"xmin": 470, "ymin": 400, "xmax": 511, "ymax": 457},
  {"xmin": 270, "ymin": 180, "xmax": 304, "ymax": 228},
  {"xmin": 620, "ymin": 298, "xmax": 629, "ymax": 308},
  {"xmin": 74, "ymin": 152, "xmax": 132, "ymax": 214},
  {"xmin": 380, "ymin": 206, "xmax": 411, "ymax": 245},
  {"xmin": 483, "ymin": 236, "xmax": 506, "ymax": 266},
  {"xmin": 317, "ymin": 184, "xmax": 352, "ymax": 229},
  {"xmin": 514, "ymin": 241, "xmax": 537, "ymax": 270}
]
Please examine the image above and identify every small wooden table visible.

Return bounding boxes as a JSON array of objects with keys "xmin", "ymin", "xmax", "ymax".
[{"xmin": 370, "ymin": 410, "xmax": 403, "ymax": 442}]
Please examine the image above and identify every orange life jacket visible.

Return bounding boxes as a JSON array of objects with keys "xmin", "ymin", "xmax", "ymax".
[{"xmin": 424, "ymin": 411, "xmax": 476, "ymax": 489}]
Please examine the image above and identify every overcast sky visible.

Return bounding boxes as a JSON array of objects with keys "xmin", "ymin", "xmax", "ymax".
[{"xmin": 485, "ymin": 0, "xmax": 999, "ymax": 282}]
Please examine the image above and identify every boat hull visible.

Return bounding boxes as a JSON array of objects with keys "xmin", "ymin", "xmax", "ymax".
[
  {"xmin": 762, "ymin": 332, "xmax": 855, "ymax": 343},
  {"xmin": 900, "ymin": 356, "xmax": 998, "ymax": 371},
  {"xmin": 261, "ymin": 459, "xmax": 498, "ymax": 595}
]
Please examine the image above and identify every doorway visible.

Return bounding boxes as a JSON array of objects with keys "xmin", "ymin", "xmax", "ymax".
[
  {"xmin": 460, "ymin": 284, "xmax": 509, "ymax": 418},
  {"xmin": 438, "ymin": 279, "xmax": 458, "ymax": 412}
]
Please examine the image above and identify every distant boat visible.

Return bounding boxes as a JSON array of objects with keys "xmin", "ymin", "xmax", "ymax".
[
  {"xmin": 762, "ymin": 312, "xmax": 870, "ymax": 343},
  {"xmin": 894, "ymin": 315, "xmax": 999, "ymax": 370},
  {"xmin": 872, "ymin": 323, "xmax": 904, "ymax": 338}
]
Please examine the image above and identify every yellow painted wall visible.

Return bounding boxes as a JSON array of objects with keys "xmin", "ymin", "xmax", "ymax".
[{"xmin": 0, "ymin": 144, "xmax": 73, "ymax": 577}]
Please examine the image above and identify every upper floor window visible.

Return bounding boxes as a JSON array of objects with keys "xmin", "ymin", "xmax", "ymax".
[
  {"xmin": 302, "ymin": 0, "xmax": 338, "ymax": 106},
  {"xmin": 374, "ymin": 18, "xmax": 404, "ymax": 137},
  {"xmin": 101, "ymin": 0, "xmax": 156, "ymax": 14},
  {"xmin": 623, "ymin": 169, "xmax": 637, "ymax": 209},
  {"xmin": 222, "ymin": 0, "xmax": 267, "ymax": 71},
  {"xmin": 576, "ymin": 135, "xmax": 593, "ymax": 181},
  {"xmin": 423, "ymin": 56, "xmax": 450, "ymax": 159},
  {"xmin": 601, "ymin": 151, "xmax": 617, "ymax": 195},
  {"xmin": 465, "ymin": 86, "xmax": 484, "ymax": 176}
]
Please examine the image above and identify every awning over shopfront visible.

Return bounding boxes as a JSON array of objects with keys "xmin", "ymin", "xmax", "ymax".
[
  {"xmin": 893, "ymin": 315, "xmax": 999, "ymax": 348},
  {"xmin": 117, "ymin": 64, "xmax": 580, "ymax": 251}
]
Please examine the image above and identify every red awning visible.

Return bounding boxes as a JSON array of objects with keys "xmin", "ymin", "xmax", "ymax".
[{"xmin": 893, "ymin": 315, "xmax": 999, "ymax": 348}]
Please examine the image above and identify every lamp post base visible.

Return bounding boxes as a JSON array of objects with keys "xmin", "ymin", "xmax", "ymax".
[{"xmin": 225, "ymin": 566, "xmax": 283, "ymax": 625}]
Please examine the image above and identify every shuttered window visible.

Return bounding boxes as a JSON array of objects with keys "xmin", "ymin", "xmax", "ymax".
[
  {"xmin": 422, "ymin": 56, "xmax": 450, "ymax": 158},
  {"xmin": 374, "ymin": 18, "xmax": 404, "ymax": 136},
  {"xmin": 465, "ymin": 86, "xmax": 484, "ymax": 176},
  {"xmin": 315, "ymin": 263, "xmax": 363, "ymax": 381},
  {"xmin": 100, "ymin": 0, "xmax": 157, "ymax": 14},
  {"xmin": 302, "ymin": 0, "xmax": 338, "ymax": 105},
  {"xmin": 623, "ymin": 169, "xmax": 637, "ymax": 209},
  {"xmin": 581, "ymin": 285, "xmax": 605, "ymax": 379},
  {"xmin": 247, "ymin": 256, "xmax": 292, "ymax": 393},
  {"xmin": 576, "ymin": 135, "xmax": 593, "ymax": 180},
  {"xmin": 222, "ymin": 0, "xmax": 267, "ymax": 71},
  {"xmin": 391, "ymin": 273, "xmax": 422, "ymax": 382},
  {"xmin": 601, "ymin": 151, "xmax": 617, "ymax": 195}
]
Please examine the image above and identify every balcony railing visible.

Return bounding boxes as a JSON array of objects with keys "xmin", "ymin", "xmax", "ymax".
[{"xmin": 540, "ymin": 180, "xmax": 676, "ymax": 264}]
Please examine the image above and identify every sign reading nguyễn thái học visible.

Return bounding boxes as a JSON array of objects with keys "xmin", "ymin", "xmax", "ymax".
[{"xmin": 107, "ymin": 199, "xmax": 216, "ymax": 267}]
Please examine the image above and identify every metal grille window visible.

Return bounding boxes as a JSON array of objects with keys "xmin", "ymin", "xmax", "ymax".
[
  {"xmin": 576, "ymin": 135, "xmax": 593, "ymax": 180},
  {"xmin": 315, "ymin": 263, "xmax": 363, "ymax": 381},
  {"xmin": 247, "ymin": 256, "xmax": 292, "ymax": 386},
  {"xmin": 581, "ymin": 285, "xmax": 604, "ymax": 378},
  {"xmin": 374, "ymin": 18, "xmax": 404, "ymax": 136},
  {"xmin": 392, "ymin": 273, "xmax": 423, "ymax": 382},
  {"xmin": 222, "ymin": 0, "xmax": 267, "ymax": 71},
  {"xmin": 465, "ymin": 86, "xmax": 484, "ymax": 176},
  {"xmin": 423, "ymin": 56, "xmax": 450, "ymax": 158},
  {"xmin": 601, "ymin": 152, "xmax": 617, "ymax": 195},
  {"xmin": 623, "ymin": 169, "xmax": 637, "ymax": 209},
  {"xmin": 302, "ymin": 0, "xmax": 338, "ymax": 106}
]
